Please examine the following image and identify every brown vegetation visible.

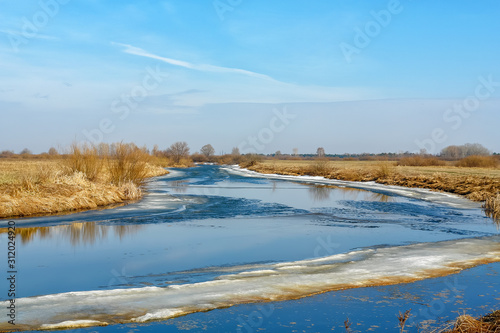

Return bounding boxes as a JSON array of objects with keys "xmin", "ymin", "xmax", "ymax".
[
  {"xmin": 341, "ymin": 310, "xmax": 500, "ymax": 332},
  {"xmin": 398, "ymin": 309, "xmax": 411, "ymax": 333},
  {"xmin": 398, "ymin": 156, "xmax": 446, "ymax": 167},
  {"xmin": 239, "ymin": 154, "xmax": 264, "ymax": 168},
  {"xmin": 431, "ymin": 311, "xmax": 500, "ymax": 333},
  {"xmin": 455, "ymin": 155, "xmax": 499, "ymax": 168},
  {"xmin": 484, "ymin": 194, "xmax": 500, "ymax": 222},
  {"xmin": 0, "ymin": 143, "xmax": 174, "ymax": 218},
  {"xmin": 245, "ymin": 160, "xmax": 500, "ymax": 202}
]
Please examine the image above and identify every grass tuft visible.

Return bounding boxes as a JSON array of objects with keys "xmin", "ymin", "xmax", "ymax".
[
  {"xmin": 455, "ymin": 155, "xmax": 499, "ymax": 168},
  {"xmin": 435, "ymin": 311, "xmax": 500, "ymax": 332},
  {"xmin": 307, "ymin": 159, "xmax": 331, "ymax": 176},
  {"xmin": 398, "ymin": 156, "xmax": 446, "ymax": 167},
  {"xmin": 107, "ymin": 143, "xmax": 151, "ymax": 186},
  {"xmin": 240, "ymin": 154, "xmax": 264, "ymax": 168},
  {"xmin": 67, "ymin": 143, "xmax": 103, "ymax": 181},
  {"xmin": 374, "ymin": 163, "xmax": 396, "ymax": 179},
  {"xmin": 484, "ymin": 194, "xmax": 500, "ymax": 223}
]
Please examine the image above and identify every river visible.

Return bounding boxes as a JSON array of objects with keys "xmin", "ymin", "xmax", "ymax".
[{"xmin": 0, "ymin": 165, "xmax": 499, "ymax": 332}]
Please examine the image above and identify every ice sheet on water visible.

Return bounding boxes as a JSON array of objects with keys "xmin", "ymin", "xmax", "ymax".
[{"xmin": 2, "ymin": 236, "xmax": 499, "ymax": 331}]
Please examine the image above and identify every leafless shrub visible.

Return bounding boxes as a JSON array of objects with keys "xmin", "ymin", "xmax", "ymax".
[
  {"xmin": 455, "ymin": 155, "xmax": 499, "ymax": 168},
  {"xmin": 398, "ymin": 156, "xmax": 446, "ymax": 167},
  {"xmin": 67, "ymin": 143, "xmax": 103, "ymax": 181}
]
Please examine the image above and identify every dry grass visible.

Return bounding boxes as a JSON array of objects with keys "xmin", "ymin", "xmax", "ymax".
[
  {"xmin": 430, "ymin": 311, "xmax": 500, "ymax": 333},
  {"xmin": 0, "ymin": 150, "xmax": 169, "ymax": 218},
  {"xmin": 398, "ymin": 309, "xmax": 411, "ymax": 333},
  {"xmin": 456, "ymin": 155, "xmax": 499, "ymax": 168},
  {"xmin": 240, "ymin": 154, "xmax": 264, "ymax": 168},
  {"xmin": 484, "ymin": 194, "xmax": 500, "ymax": 222},
  {"xmin": 338, "ymin": 310, "xmax": 500, "ymax": 333},
  {"xmin": 307, "ymin": 159, "xmax": 332, "ymax": 176},
  {"xmin": 398, "ymin": 156, "xmax": 447, "ymax": 167},
  {"xmin": 107, "ymin": 143, "xmax": 151, "ymax": 185},
  {"xmin": 246, "ymin": 160, "xmax": 500, "ymax": 202},
  {"xmin": 67, "ymin": 143, "xmax": 102, "ymax": 181}
]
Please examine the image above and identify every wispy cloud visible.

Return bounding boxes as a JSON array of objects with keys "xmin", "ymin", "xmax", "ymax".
[{"xmin": 112, "ymin": 42, "xmax": 275, "ymax": 81}]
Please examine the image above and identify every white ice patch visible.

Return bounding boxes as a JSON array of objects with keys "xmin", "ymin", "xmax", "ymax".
[
  {"xmin": 3, "ymin": 236, "xmax": 499, "ymax": 331},
  {"xmin": 40, "ymin": 320, "xmax": 108, "ymax": 329},
  {"xmin": 222, "ymin": 165, "xmax": 480, "ymax": 209}
]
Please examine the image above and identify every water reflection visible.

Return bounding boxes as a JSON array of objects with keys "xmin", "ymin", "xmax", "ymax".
[
  {"xmin": 171, "ymin": 180, "xmax": 188, "ymax": 193},
  {"xmin": 484, "ymin": 210, "xmax": 500, "ymax": 228},
  {"xmin": 307, "ymin": 184, "xmax": 394, "ymax": 203},
  {"xmin": 308, "ymin": 185, "xmax": 333, "ymax": 201},
  {"xmin": 0, "ymin": 222, "xmax": 143, "ymax": 245}
]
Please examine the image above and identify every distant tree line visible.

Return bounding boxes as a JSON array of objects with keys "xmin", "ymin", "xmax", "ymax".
[
  {"xmin": 0, "ymin": 142, "xmax": 495, "ymax": 162},
  {"xmin": 439, "ymin": 143, "xmax": 490, "ymax": 160}
]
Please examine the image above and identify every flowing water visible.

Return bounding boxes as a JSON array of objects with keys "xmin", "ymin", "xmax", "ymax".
[{"xmin": 0, "ymin": 165, "xmax": 499, "ymax": 332}]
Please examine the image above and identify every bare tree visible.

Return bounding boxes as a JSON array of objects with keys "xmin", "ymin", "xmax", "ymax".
[
  {"xmin": 231, "ymin": 147, "xmax": 240, "ymax": 156},
  {"xmin": 275, "ymin": 150, "xmax": 281, "ymax": 157},
  {"xmin": 293, "ymin": 148, "xmax": 299, "ymax": 156},
  {"xmin": 152, "ymin": 144, "xmax": 161, "ymax": 157},
  {"xmin": 166, "ymin": 141, "xmax": 190, "ymax": 163},
  {"xmin": 441, "ymin": 143, "xmax": 490, "ymax": 159},
  {"xmin": 48, "ymin": 147, "xmax": 58, "ymax": 156},
  {"xmin": 0, "ymin": 150, "xmax": 14, "ymax": 158},
  {"xmin": 200, "ymin": 144, "xmax": 215, "ymax": 159},
  {"xmin": 20, "ymin": 148, "xmax": 32, "ymax": 155},
  {"xmin": 316, "ymin": 147, "xmax": 325, "ymax": 157},
  {"xmin": 463, "ymin": 143, "xmax": 490, "ymax": 156}
]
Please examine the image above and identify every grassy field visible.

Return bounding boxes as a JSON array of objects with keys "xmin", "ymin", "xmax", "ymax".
[
  {"xmin": 0, "ymin": 157, "xmax": 168, "ymax": 218},
  {"xmin": 254, "ymin": 159, "xmax": 500, "ymax": 177}
]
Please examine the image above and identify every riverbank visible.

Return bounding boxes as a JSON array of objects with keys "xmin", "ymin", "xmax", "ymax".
[
  {"xmin": 0, "ymin": 158, "xmax": 169, "ymax": 218},
  {"xmin": 242, "ymin": 160, "xmax": 500, "ymax": 332},
  {"xmin": 246, "ymin": 160, "xmax": 500, "ymax": 219}
]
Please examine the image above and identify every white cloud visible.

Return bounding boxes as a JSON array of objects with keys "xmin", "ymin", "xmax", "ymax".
[{"xmin": 112, "ymin": 42, "xmax": 275, "ymax": 81}]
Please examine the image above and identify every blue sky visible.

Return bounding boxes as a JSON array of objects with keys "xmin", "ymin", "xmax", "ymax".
[{"xmin": 1, "ymin": 0, "xmax": 499, "ymax": 154}]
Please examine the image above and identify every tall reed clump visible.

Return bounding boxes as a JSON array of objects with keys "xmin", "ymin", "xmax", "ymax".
[
  {"xmin": 438, "ymin": 311, "xmax": 500, "ymax": 333},
  {"xmin": 483, "ymin": 193, "xmax": 500, "ymax": 223},
  {"xmin": 374, "ymin": 163, "xmax": 396, "ymax": 179},
  {"xmin": 455, "ymin": 155, "xmax": 499, "ymax": 168},
  {"xmin": 66, "ymin": 142, "xmax": 155, "ymax": 186},
  {"xmin": 307, "ymin": 159, "xmax": 331, "ymax": 177},
  {"xmin": 67, "ymin": 143, "xmax": 103, "ymax": 181},
  {"xmin": 107, "ymin": 143, "xmax": 151, "ymax": 186},
  {"xmin": 240, "ymin": 154, "xmax": 263, "ymax": 168}
]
